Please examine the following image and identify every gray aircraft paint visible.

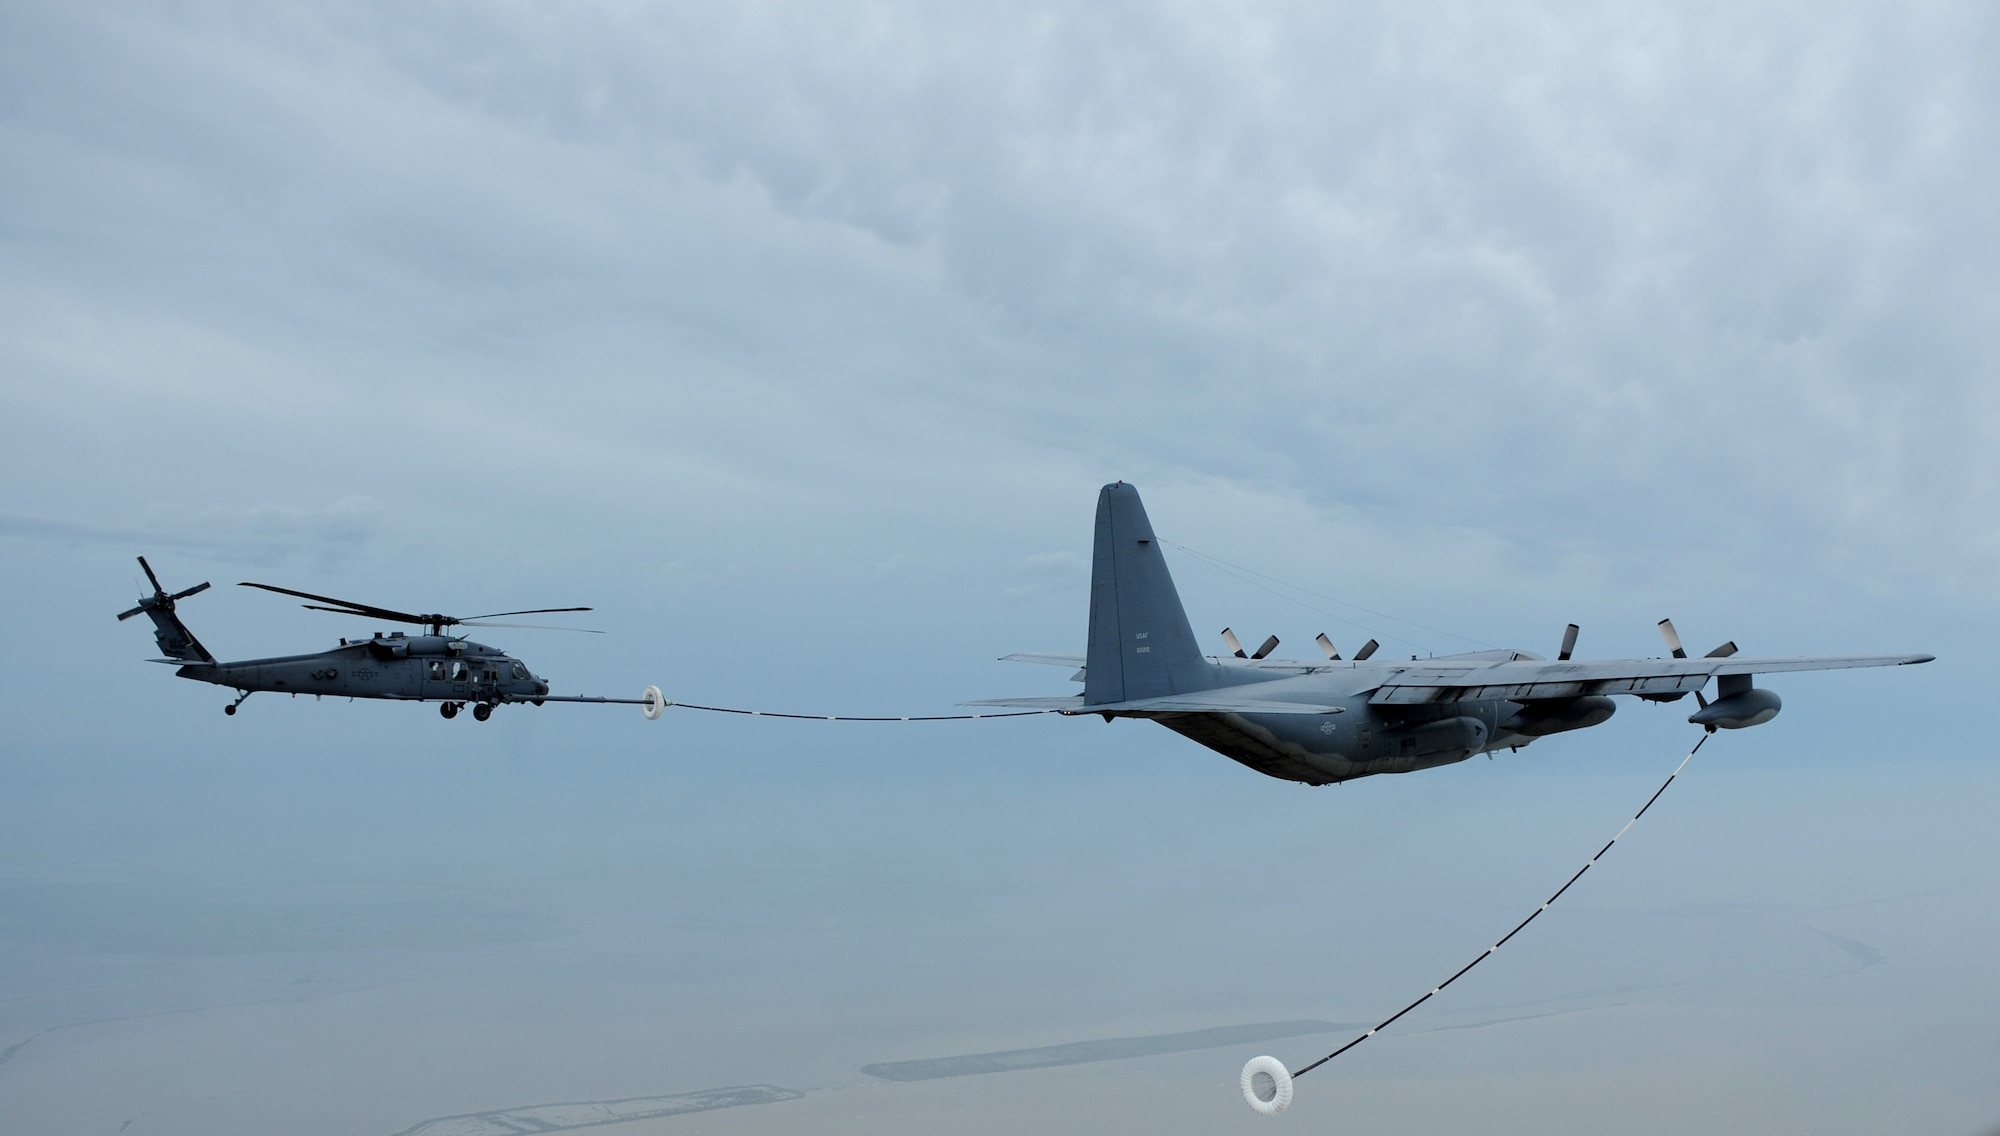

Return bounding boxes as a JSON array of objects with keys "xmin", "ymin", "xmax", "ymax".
[
  {"xmin": 119, "ymin": 560, "xmax": 651, "ymax": 719},
  {"xmin": 986, "ymin": 483, "xmax": 1932, "ymax": 786}
]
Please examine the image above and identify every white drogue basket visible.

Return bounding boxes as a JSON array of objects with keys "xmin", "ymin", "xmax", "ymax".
[{"xmin": 1240, "ymin": 1055, "xmax": 1294, "ymax": 1116}]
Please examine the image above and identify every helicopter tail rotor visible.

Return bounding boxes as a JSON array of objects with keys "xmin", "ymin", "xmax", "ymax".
[
  {"xmin": 118, "ymin": 556, "xmax": 217, "ymax": 663},
  {"xmin": 119, "ymin": 556, "xmax": 212, "ymax": 620}
]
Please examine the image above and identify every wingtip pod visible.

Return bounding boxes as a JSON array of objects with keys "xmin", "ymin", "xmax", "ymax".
[
  {"xmin": 1689, "ymin": 687, "xmax": 1781, "ymax": 730},
  {"xmin": 1241, "ymin": 1056, "xmax": 1294, "ymax": 1116}
]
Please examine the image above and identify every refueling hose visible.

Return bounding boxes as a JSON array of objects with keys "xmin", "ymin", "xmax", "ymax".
[{"xmin": 1242, "ymin": 731, "xmax": 1712, "ymax": 1115}]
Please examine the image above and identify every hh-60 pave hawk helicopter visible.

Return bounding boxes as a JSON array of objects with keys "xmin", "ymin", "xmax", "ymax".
[
  {"xmin": 118, "ymin": 557, "xmax": 664, "ymax": 721},
  {"xmin": 974, "ymin": 482, "xmax": 1935, "ymax": 783}
]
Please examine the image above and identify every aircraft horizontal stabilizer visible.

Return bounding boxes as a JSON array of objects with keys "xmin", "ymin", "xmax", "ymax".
[
  {"xmin": 963, "ymin": 696, "xmax": 1086, "ymax": 711},
  {"xmin": 999, "ymin": 653, "xmax": 1087, "ymax": 667},
  {"xmin": 967, "ymin": 693, "xmax": 1343, "ymax": 716}
]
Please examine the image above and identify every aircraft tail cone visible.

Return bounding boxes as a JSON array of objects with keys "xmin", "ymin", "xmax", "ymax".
[{"xmin": 1240, "ymin": 1056, "xmax": 1294, "ymax": 1116}]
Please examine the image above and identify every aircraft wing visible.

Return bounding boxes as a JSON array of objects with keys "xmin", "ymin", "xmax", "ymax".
[{"xmin": 1367, "ymin": 653, "xmax": 1934, "ymax": 705}]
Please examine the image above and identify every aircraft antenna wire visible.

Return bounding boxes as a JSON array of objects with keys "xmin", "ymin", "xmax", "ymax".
[{"xmin": 1263, "ymin": 731, "xmax": 1709, "ymax": 1097}]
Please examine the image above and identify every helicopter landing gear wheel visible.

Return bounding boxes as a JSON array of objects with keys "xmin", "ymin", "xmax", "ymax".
[
  {"xmin": 224, "ymin": 704, "xmax": 236, "ymax": 716},
  {"xmin": 472, "ymin": 703, "xmax": 493, "ymax": 722},
  {"xmin": 440, "ymin": 702, "xmax": 459, "ymax": 720}
]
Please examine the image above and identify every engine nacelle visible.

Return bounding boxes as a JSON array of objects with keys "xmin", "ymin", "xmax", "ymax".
[{"xmin": 1688, "ymin": 687, "xmax": 1781, "ymax": 730}]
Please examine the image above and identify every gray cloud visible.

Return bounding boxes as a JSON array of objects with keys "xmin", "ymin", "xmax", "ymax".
[{"xmin": 5, "ymin": 2, "xmax": 1995, "ymax": 618}]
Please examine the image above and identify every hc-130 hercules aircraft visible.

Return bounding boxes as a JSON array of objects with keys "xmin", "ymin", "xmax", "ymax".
[{"xmin": 975, "ymin": 483, "xmax": 1933, "ymax": 784}]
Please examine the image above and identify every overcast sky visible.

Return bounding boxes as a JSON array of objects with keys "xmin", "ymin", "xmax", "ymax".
[{"xmin": 2, "ymin": 4, "xmax": 1997, "ymax": 1135}]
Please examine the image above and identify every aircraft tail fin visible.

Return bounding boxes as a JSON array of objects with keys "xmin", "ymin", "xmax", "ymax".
[
  {"xmin": 117, "ymin": 556, "xmax": 216, "ymax": 664},
  {"xmin": 1084, "ymin": 483, "xmax": 1213, "ymax": 705}
]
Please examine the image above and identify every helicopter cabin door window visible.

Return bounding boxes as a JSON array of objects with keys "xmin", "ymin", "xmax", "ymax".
[{"xmin": 428, "ymin": 661, "xmax": 446, "ymax": 681}]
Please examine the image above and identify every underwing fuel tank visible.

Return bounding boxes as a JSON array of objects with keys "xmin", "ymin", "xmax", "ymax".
[{"xmin": 1688, "ymin": 687, "xmax": 1782, "ymax": 730}]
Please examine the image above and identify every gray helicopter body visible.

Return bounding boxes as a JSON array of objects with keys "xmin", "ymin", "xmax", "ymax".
[
  {"xmin": 978, "ymin": 483, "xmax": 1933, "ymax": 785},
  {"xmin": 120, "ymin": 558, "xmax": 657, "ymax": 720},
  {"xmin": 171, "ymin": 633, "xmax": 549, "ymax": 707}
]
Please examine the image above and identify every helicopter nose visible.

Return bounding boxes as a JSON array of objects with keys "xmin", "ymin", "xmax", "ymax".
[{"xmin": 536, "ymin": 680, "xmax": 549, "ymax": 695}]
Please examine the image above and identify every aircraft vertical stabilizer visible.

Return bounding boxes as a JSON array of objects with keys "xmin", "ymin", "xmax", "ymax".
[{"xmin": 1085, "ymin": 483, "xmax": 1210, "ymax": 705}]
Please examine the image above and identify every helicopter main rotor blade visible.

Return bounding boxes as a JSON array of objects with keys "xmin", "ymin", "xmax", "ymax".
[
  {"xmin": 461, "ymin": 607, "xmax": 593, "ymax": 621},
  {"xmin": 240, "ymin": 582, "xmax": 434, "ymax": 626},
  {"xmin": 137, "ymin": 556, "xmax": 164, "ymax": 594},
  {"xmin": 459, "ymin": 620, "xmax": 606, "ymax": 633},
  {"xmin": 296, "ymin": 603, "xmax": 430, "ymax": 621},
  {"xmin": 243, "ymin": 583, "xmax": 594, "ymax": 631}
]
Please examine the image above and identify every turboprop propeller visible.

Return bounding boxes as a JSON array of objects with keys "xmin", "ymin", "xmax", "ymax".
[{"xmin": 1219, "ymin": 628, "xmax": 1281, "ymax": 660}]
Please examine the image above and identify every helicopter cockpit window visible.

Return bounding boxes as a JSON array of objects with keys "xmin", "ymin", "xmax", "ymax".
[{"xmin": 510, "ymin": 661, "xmax": 530, "ymax": 680}]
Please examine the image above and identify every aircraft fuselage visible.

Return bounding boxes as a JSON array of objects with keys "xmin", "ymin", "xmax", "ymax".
[{"xmin": 1090, "ymin": 658, "xmax": 1614, "ymax": 785}]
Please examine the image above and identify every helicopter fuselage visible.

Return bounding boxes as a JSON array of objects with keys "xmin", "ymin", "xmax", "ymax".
[{"xmin": 175, "ymin": 632, "xmax": 551, "ymax": 707}]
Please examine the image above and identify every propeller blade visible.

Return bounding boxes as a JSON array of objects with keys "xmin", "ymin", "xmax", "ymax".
[
  {"xmin": 1221, "ymin": 628, "xmax": 1248, "ymax": 658},
  {"xmin": 462, "ymin": 607, "xmax": 594, "ymax": 621},
  {"xmin": 240, "ymin": 582, "xmax": 434, "ymax": 626},
  {"xmin": 1657, "ymin": 618, "xmax": 1687, "ymax": 659},
  {"xmin": 1558, "ymin": 623, "xmax": 1579, "ymax": 661},
  {"xmin": 116, "ymin": 604, "xmax": 145, "ymax": 621},
  {"xmin": 1705, "ymin": 641, "xmax": 1739, "ymax": 659},
  {"xmin": 170, "ymin": 581, "xmax": 211, "ymax": 601},
  {"xmin": 458, "ymin": 620, "xmax": 605, "ymax": 633},
  {"xmin": 1315, "ymin": 632, "xmax": 1340, "ymax": 660},
  {"xmin": 1353, "ymin": 638, "xmax": 1379, "ymax": 661},
  {"xmin": 137, "ymin": 556, "xmax": 163, "ymax": 594},
  {"xmin": 1251, "ymin": 635, "xmax": 1280, "ymax": 660}
]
